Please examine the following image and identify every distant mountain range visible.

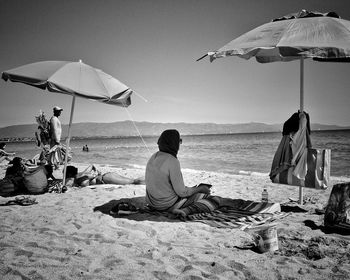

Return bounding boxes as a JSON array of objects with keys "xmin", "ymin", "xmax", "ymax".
[{"xmin": 0, "ymin": 121, "xmax": 349, "ymax": 140}]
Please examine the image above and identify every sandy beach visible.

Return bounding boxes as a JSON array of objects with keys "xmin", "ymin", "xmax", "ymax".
[{"xmin": 0, "ymin": 162, "xmax": 349, "ymax": 280}]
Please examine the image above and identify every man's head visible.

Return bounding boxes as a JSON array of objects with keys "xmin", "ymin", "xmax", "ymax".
[{"xmin": 53, "ymin": 106, "xmax": 63, "ymax": 117}]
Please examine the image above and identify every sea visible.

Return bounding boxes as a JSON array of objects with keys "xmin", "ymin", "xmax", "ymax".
[{"xmin": 3, "ymin": 130, "xmax": 350, "ymax": 179}]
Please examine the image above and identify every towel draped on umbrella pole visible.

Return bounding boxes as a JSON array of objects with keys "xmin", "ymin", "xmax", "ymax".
[
  {"xmin": 2, "ymin": 60, "xmax": 133, "ymax": 185},
  {"xmin": 198, "ymin": 10, "xmax": 350, "ymax": 204}
]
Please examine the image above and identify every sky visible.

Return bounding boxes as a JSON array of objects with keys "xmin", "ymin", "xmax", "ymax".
[{"xmin": 1, "ymin": 0, "xmax": 350, "ymax": 128}]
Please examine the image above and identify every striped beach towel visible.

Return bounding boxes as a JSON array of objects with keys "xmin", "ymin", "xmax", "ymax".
[{"xmin": 186, "ymin": 201, "xmax": 289, "ymax": 230}]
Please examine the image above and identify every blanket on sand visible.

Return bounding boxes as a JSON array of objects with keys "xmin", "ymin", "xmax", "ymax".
[{"xmin": 94, "ymin": 197, "xmax": 289, "ymax": 230}]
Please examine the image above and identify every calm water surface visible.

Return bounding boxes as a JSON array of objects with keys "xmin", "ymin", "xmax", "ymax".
[{"xmin": 4, "ymin": 130, "xmax": 350, "ymax": 178}]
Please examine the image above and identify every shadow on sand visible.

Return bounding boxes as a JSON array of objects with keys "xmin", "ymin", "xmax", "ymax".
[
  {"xmin": 280, "ymin": 205, "xmax": 308, "ymax": 213},
  {"xmin": 304, "ymin": 219, "xmax": 350, "ymax": 238}
]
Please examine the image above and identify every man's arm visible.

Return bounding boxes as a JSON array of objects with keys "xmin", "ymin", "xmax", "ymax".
[{"xmin": 170, "ymin": 159, "xmax": 210, "ymax": 197}]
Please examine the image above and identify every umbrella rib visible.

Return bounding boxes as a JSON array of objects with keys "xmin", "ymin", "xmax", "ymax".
[
  {"xmin": 78, "ymin": 61, "xmax": 82, "ymax": 94},
  {"xmin": 46, "ymin": 62, "xmax": 78, "ymax": 93},
  {"xmin": 275, "ymin": 20, "xmax": 297, "ymax": 49},
  {"xmin": 92, "ymin": 67, "xmax": 110, "ymax": 101}
]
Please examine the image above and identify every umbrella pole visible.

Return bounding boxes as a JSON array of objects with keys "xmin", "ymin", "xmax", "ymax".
[
  {"xmin": 62, "ymin": 94, "xmax": 76, "ymax": 186},
  {"xmin": 300, "ymin": 57, "xmax": 304, "ymax": 113},
  {"xmin": 299, "ymin": 57, "xmax": 304, "ymax": 205}
]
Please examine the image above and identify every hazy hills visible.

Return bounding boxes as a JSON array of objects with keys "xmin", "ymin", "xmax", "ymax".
[{"xmin": 0, "ymin": 121, "xmax": 349, "ymax": 140}]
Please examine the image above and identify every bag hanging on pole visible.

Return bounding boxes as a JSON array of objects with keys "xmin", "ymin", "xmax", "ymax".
[
  {"xmin": 304, "ymin": 148, "xmax": 331, "ymax": 189},
  {"xmin": 272, "ymin": 148, "xmax": 330, "ymax": 189},
  {"xmin": 270, "ymin": 111, "xmax": 331, "ymax": 190}
]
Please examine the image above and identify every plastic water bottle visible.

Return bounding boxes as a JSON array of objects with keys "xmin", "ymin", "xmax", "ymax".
[{"xmin": 262, "ymin": 187, "xmax": 269, "ymax": 202}]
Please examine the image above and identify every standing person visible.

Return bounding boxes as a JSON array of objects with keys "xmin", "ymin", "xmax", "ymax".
[
  {"xmin": 0, "ymin": 142, "xmax": 15, "ymax": 163},
  {"xmin": 50, "ymin": 106, "xmax": 63, "ymax": 148},
  {"xmin": 145, "ymin": 129, "xmax": 217, "ymax": 216}
]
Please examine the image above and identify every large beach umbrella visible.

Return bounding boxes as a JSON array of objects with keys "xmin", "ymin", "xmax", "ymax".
[
  {"xmin": 2, "ymin": 60, "xmax": 133, "ymax": 185},
  {"xmin": 198, "ymin": 10, "xmax": 350, "ymax": 203}
]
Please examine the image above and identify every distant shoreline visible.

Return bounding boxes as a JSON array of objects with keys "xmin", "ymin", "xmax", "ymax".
[
  {"xmin": 1, "ymin": 121, "xmax": 349, "ymax": 141},
  {"xmin": 2, "ymin": 128, "xmax": 350, "ymax": 143}
]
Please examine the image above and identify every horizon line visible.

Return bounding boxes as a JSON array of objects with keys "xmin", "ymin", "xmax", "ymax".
[{"xmin": 1, "ymin": 120, "xmax": 350, "ymax": 129}]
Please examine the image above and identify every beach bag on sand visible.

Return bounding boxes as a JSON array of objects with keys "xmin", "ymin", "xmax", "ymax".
[
  {"xmin": 324, "ymin": 182, "xmax": 350, "ymax": 232},
  {"xmin": 23, "ymin": 166, "xmax": 48, "ymax": 194},
  {"xmin": 272, "ymin": 148, "xmax": 331, "ymax": 189}
]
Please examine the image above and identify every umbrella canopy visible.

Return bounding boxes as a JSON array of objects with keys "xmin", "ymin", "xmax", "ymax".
[
  {"xmin": 199, "ymin": 10, "xmax": 350, "ymax": 111},
  {"xmin": 2, "ymin": 60, "xmax": 134, "ymax": 185},
  {"xmin": 204, "ymin": 10, "xmax": 350, "ymax": 63},
  {"xmin": 2, "ymin": 60, "xmax": 132, "ymax": 106},
  {"xmin": 198, "ymin": 10, "xmax": 350, "ymax": 204}
]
